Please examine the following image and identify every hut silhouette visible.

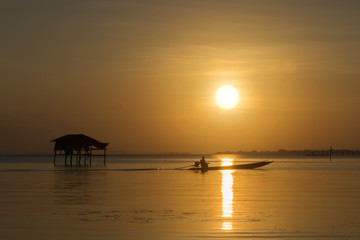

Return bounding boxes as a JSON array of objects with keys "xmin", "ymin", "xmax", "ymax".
[{"xmin": 51, "ymin": 134, "xmax": 109, "ymax": 166}]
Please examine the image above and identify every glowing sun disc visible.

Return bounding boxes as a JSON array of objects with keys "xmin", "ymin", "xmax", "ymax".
[{"xmin": 215, "ymin": 85, "xmax": 239, "ymax": 109}]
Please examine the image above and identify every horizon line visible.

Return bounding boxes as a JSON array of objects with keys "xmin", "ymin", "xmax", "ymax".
[{"xmin": 1, "ymin": 148, "xmax": 360, "ymax": 156}]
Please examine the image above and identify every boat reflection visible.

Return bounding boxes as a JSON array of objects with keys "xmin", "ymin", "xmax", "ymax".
[{"xmin": 221, "ymin": 158, "xmax": 234, "ymax": 230}]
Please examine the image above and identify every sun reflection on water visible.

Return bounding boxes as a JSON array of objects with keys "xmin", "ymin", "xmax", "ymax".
[
  {"xmin": 221, "ymin": 158, "xmax": 234, "ymax": 230},
  {"xmin": 221, "ymin": 221, "xmax": 233, "ymax": 230}
]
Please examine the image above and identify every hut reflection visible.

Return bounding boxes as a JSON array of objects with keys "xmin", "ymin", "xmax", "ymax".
[
  {"xmin": 53, "ymin": 171, "xmax": 106, "ymax": 206},
  {"xmin": 221, "ymin": 158, "xmax": 234, "ymax": 230}
]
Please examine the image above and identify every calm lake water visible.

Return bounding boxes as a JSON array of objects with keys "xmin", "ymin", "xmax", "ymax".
[{"xmin": 1, "ymin": 154, "xmax": 360, "ymax": 240}]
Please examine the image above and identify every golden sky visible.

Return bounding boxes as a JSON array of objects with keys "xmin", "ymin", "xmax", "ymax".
[{"xmin": 1, "ymin": 0, "xmax": 360, "ymax": 153}]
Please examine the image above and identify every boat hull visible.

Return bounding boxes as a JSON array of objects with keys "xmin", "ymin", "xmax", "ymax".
[{"xmin": 188, "ymin": 161, "xmax": 273, "ymax": 171}]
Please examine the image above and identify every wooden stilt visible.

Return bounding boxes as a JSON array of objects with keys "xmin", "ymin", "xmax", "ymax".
[
  {"xmin": 65, "ymin": 154, "xmax": 67, "ymax": 166},
  {"xmin": 104, "ymin": 149, "xmax": 106, "ymax": 166},
  {"xmin": 53, "ymin": 150, "xmax": 57, "ymax": 165},
  {"xmin": 76, "ymin": 152, "xmax": 80, "ymax": 166},
  {"xmin": 330, "ymin": 146, "xmax": 333, "ymax": 162},
  {"xmin": 70, "ymin": 154, "xmax": 73, "ymax": 166},
  {"xmin": 89, "ymin": 148, "xmax": 92, "ymax": 165}
]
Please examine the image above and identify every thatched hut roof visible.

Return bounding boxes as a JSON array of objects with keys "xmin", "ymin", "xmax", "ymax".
[{"xmin": 51, "ymin": 134, "xmax": 109, "ymax": 150}]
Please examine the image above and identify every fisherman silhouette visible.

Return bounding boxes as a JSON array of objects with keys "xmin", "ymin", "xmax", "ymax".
[{"xmin": 193, "ymin": 156, "xmax": 208, "ymax": 172}]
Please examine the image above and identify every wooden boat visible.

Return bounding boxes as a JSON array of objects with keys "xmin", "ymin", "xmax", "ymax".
[{"xmin": 188, "ymin": 161, "xmax": 273, "ymax": 171}]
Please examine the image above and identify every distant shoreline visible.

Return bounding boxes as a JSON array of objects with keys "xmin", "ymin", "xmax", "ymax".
[
  {"xmin": 1, "ymin": 149, "xmax": 360, "ymax": 157},
  {"xmin": 216, "ymin": 149, "xmax": 360, "ymax": 157}
]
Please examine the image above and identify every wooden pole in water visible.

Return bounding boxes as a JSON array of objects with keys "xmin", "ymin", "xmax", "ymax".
[
  {"xmin": 89, "ymin": 148, "xmax": 92, "ymax": 166},
  {"xmin": 104, "ymin": 149, "xmax": 106, "ymax": 166},
  {"xmin": 330, "ymin": 146, "xmax": 333, "ymax": 162},
  {"xmin": 78, "ymin": 151, "xmax": 81, "ymax": 166},
  {"xmin": 53, "ymin": 150, "xmax": 56, "ymax": 165}
]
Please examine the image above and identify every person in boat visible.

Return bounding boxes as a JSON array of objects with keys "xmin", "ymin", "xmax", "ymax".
[{"xmin": 194, "ymin": 156, "xmax": 208, "ymax": 171}]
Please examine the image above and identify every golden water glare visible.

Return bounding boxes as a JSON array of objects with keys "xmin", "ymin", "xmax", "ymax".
[{"xmin": 221, "ymin": 158, "xmax": 234, "ymax": 230}]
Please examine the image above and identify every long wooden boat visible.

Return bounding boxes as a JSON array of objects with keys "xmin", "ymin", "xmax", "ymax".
[{"xmin": 188, "ymin": 161, "xmax": 273, "ymax": 171}]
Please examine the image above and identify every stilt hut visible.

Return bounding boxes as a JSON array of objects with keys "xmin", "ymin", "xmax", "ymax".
[{"xmin": 51, "ymin": 134, "xmax": 109, "ymax": 166}]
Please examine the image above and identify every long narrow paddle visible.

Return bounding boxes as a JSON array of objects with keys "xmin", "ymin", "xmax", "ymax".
[{"xmin": 173, "ymin": 164, "xmax": 195, "ymax": 170}]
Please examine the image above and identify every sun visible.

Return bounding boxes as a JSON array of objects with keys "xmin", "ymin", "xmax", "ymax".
[{"xmin": 215, "ymin": 85, "xmax": 239, "ymax": 109}]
